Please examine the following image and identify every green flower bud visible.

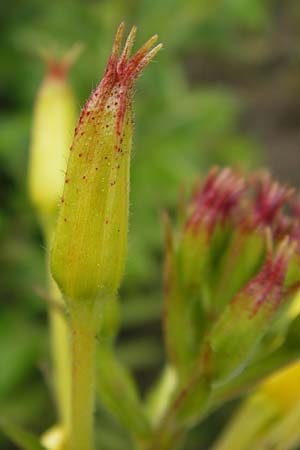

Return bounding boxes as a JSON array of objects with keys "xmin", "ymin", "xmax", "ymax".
[
  {"xmin": 207, "ymin": 236, "xmax": 296, "ymax": 388},
  {"xmin": 163, "ymin": 168, "xmax": 247, "ymax": 374},
  {"xmin": 28, "ymin": 52, "xmax": 77, "ymax": 225},
  {"xmin": 181, "ymin": 168, "xmax": 246, "ymax": 303},
  {"xmin": 51, "ymin": 24, "xmax": 162, "ymax": 304}
]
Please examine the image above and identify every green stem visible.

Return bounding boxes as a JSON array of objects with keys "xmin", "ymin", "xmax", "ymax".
[
  {"xmin": 44, "ymin": 220, "xmax": 71, "ymax": 433},
  {"xmin": 48, "ymin": 276, "xmax": 71, "ymax": 430},
  {"xmin": 144, "ymin": 372, "xmax": 209, "ymax": 450},
  {"xmin": 70, "ymin": 304, "xmax": 97, "ymax": 450},
  {"xmin": 44, "ymin": 221, "xmax": 71, "ymax": 431}
]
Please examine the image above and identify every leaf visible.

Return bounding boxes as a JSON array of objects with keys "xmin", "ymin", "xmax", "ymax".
[
  {"xmin": 97, "ymin": 345, "xmax": 152, "ymax": 443},
  {"xmin": 0, "ymin": 417, "xmax": 46, "ymax": 450}
]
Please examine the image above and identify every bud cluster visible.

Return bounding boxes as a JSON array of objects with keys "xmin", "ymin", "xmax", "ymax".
[{"xmin": 163, "ymin": 167, "xmax": 300, "ymax": 425}]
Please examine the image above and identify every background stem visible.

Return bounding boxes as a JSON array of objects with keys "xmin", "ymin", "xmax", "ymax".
[
  {"xmin": 45, "ymin": 224, "xmax": 71, "ymax": 431},
  {"xmin": 48, "ymin": 275, "xmax": 71, "ymax": 430}
]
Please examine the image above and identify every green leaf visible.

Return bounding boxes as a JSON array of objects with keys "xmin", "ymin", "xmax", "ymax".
[
  {"xmin": 0, "ymin": 417, "xmax": 46, "ymax": 450},
  {"xmin": 97, "ymin": 345, "xmax": 152, "ymax": 443}
]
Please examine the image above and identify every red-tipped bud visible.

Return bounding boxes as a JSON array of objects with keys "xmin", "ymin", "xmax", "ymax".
[
  {"xmin": 244, "ymin": 235, "xmax": 294, "ymax": 314},
  {"xmin": 51, "ymin": 25, "xmax": 162, "ymax": 304},
  {"xmin": 208, "ymin": 235, "xmax": 296, "ymax": 387},
  {"xmin": 186, "ymin": 167, "xmax": 246, "ymax": 235},
  {"xmin": 249, "ymin": 172, "xmax": 293, "ymax": 231}
]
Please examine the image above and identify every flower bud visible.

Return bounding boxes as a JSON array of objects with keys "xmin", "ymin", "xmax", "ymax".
[
  {"xmin": 182, "ymin": 167, "xmax": 246, "ymax": 296},
  {"xmin": 261, "ymin": 361, "xmax": 300, "ymax": 412},
  {"xmin": 51, "ymin": 24, "xmax": 162, "ymax": 303},
  {"xmin": 28, "ymin": 52, "xmax": 77, "ymax": 224},
  {"xmin": 163, "ymin": 168, "xmax": 247, "ymax": 373},
  {"xmin": 212, "ymin": 362, "xmax": 300, "ymax": 450},
  {"xmin": 207, "ymin": 236, "xmax": 296, "ymax": 387}
]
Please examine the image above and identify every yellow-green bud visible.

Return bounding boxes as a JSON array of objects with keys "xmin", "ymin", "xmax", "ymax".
[
  {"xmin": 28, "ymin": 54, "xmax": 77, "ymax": 222},
  {"xmin": 51, "ymin": 24, "xmax": 162, "ymax": 303},
  {"xmin": 260, "ymin": 361, "xmax": 300, "ymax": 413}
]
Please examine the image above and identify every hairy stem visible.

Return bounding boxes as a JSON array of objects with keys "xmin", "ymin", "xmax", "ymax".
[{"xmin": 69, "ymin": 304, "xmax": 97, "ymax": 450}]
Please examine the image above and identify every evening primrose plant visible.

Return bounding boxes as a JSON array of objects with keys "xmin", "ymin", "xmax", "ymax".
[{"xmin": 2, "ymin": 23, "xmax": 300, "ymax": 450}]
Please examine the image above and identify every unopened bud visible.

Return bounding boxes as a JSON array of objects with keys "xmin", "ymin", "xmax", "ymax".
[
  {"xmin": 208, "ymin": 237, "xmax": 296, "ymax": 387},
  {"xmin": 261, "ymin": 361, "xmax": 300, "ymax": 413},
  {"xmin": 28, "ymin": 52, "xmax": 78, "ymax": 223},
  {"xmin": 51, "ymin": 24, "xmax": 162, "ymax": 303}
]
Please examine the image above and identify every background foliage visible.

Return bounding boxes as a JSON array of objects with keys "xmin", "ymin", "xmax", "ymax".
[{"xmin": 0, "ymin": 0, "xmax": 299, "ymax": 449}]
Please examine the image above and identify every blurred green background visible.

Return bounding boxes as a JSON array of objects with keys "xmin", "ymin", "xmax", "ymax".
[{"xmin": 0, "ymin": 0, "xmax": 299, "ymax": 449}]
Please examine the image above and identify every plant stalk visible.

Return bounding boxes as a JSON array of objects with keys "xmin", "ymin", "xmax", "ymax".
[
  {"xmin": 69, "ymin": 304, "xmax": 97, "ymax": 450},
  {"xmin": 48, "ymin": 275, "xmax": 71, "ymax": 429},
  {"xmin": 45, "ymin": 224, "xmax": 71, "ymax": 432}
]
